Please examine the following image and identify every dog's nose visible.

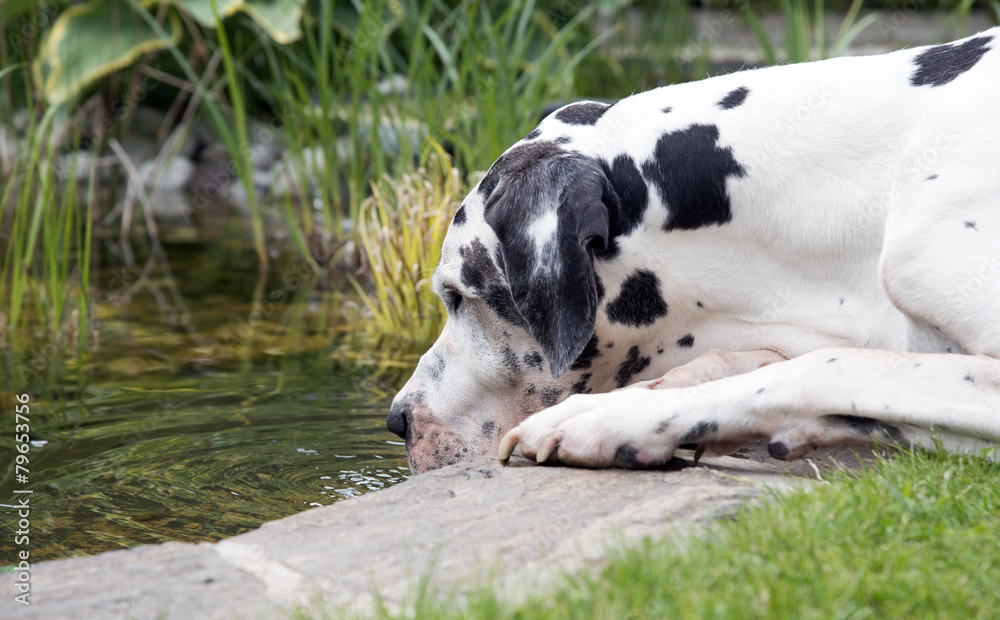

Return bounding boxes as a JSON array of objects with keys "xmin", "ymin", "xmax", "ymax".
[{"xmin": 386, "ymin": 401, "xmax": 410, "ymax": 439}]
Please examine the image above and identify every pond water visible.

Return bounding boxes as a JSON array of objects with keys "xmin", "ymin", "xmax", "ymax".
[{"xmin": 0, "ymin": 219, "xmax": 414, "ymax": 563}]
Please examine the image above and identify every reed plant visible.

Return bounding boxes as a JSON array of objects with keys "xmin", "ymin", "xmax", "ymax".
[
  {"xmin": 255, "ymin": 0, "xmax": 609, "ymax": 266},
  {"xmin": 0, "ymin": 59, "xmax": 94, "ymax": 350},
  {"xmin": 743, "ymin": 0, "xmax": 998, "ymax": 66},
  {"xmin": 347, "ymin": 141, "xmax": 461, "ymax": 355},
  {"xmin": 744, "ymin": 0, "xmax": 881, "ymax": 64}
]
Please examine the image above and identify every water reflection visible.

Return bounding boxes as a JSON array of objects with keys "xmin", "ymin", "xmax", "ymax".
[
  {"xmin": 0, "ymin": 226, "xmax": 417, "ymax": 562},
  {"xmin": 0, "ymin": 369, "xmax": 410, "ymax": 562}
]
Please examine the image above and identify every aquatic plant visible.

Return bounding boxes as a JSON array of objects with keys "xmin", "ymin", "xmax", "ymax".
[
  {"xmin": 347, "ymin": 141, "xmax": 461, "ymax": 356},
  {"xmin": 0, "ymin": 64, "xmax": 95, "ymax": 348}
]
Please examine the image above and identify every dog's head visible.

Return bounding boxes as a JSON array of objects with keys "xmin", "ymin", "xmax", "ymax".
[{"xmin": 387, "ymin": 132, "xmax": 678, "ymax": 472}]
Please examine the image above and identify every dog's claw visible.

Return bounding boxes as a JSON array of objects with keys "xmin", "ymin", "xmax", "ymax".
[
  {"xmin": 535, "ymin": 435, "xmax": 560, "ymax": 464},
  {"xmin": 498, "ymin": 428, "xmax": 520, "ymax": 463},
  {"xmin": 693, "ymin": 443, "xmax": 706, "ymax": 465}
]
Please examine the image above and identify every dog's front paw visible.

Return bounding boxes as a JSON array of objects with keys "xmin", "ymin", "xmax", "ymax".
[{"xmin": 498, "ymin": 391, "xmax": 678, "ymax": 468}]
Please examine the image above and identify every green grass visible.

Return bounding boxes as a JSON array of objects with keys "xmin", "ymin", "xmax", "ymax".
[{"xmin": 364, "ymin": 449, "xmax": 1000, "ymax": 619}]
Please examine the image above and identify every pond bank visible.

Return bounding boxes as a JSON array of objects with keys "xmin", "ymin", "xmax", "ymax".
[{"xmin": 13, "ymin": 442, "xmax": 881, "ymax": 619}]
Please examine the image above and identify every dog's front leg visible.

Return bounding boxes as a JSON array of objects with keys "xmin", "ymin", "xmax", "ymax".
[
  {"xmin": 499, "ymin": 348, "xmax": 1000, "ymax": 468},
  {"xmin": 627, "ymin": 349, "xmax": 788, "ymax": 391},
  {"xmin": 498, "ymin": 383, "xmax": 769, "ymax": 468}
]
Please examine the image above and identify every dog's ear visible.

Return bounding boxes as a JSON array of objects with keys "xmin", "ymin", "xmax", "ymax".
[{"xmin": 485, "ymin": 154, "xmax": 612, "ymax": 378}]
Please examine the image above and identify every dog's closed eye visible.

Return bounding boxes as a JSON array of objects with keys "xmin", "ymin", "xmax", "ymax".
[{"xmin": 443, "ymin": 288, "xmax": 463, "ymax": 314}]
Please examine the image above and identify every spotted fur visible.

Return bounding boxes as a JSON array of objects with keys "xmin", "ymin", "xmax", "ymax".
[{"xmin": 389, "ymin": 30, "xmax": 1000, "ymax": 473}]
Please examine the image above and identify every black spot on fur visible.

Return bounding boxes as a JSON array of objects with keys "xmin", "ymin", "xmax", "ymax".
[
  {"xmin": 926, "ymin": 174, "xmax": 938, "ymax": 180},
  {"xmin": 697, "ymin": 301, "xmax": 704, "ymax": 308},
  {"xmin": 615, "ymin": 345, "xmax": 651, "ymax": 388},
  {"xmin": 839, "ymin": 297, "xmax": 845, "ymax": 306},
  {"xmin": 718, "ymin": 86, "xmax": 749, "ymax": 109},
  {"xmin": 571, "ymin": 373, "xmax": 592, "ymax": 394},
  {"xmin": 501, "ymin": 345, "xmax": 520, "ymax": 374},
  {"xmin": 481, "ymin": 420, "xmax": 496, "ymax": 438},
  {"xmin": 827, "ymin": 358, "xmax": 838, "ymax": 363},
  {"xmin": 427, "ymin": 352, "xmax": 446, "ymax": 387},
  {"xmin": 910, "ymin": 35, "xmax": 993, "ymax": 87},
  {"xmin": 453, "ymin": 205, "xmax": 467, "ymax": 225},
  {"xmin": 676, "ymin": 334, "xmax": 694, "ymax": 348},
  {"xmin": 526, "ymin": 384, "xmax": 536, "ymax": 396},
  {"xmin": 460, "ymin": 239, "xmax": 527, "ymax": 328},
  {"xmin": 606, "ymin": 342, "xmax": 614, "ymax": 348},
  {"xmin": 523, "ymin": 351, "xmax": 544, "ymax": 371},
  {"xmin": 597, "ymin": 154, "xmax": 649, "ymax": 260},
  {"xmin": 613, "ymin": 444, "xmax": 645, "ymax": 468},
  {"xmin": 540, "ymin": 387, "xmax": 565, "ymax": 407},
  {"xmin": 555, "ymin": 101, "xmax": 609, "ymax": 125},
  {"xmin": 643, "ymin": 124, "xmax": 746, "ymax": 231},
  {"xmin": 524, "ymin": 128, "xmax": 541, "ymax": 140},
  {"xmin": 654, "ymin": 419, "xmax": 671, "ymax": 434},
  {"xmin": 756, "ymin": 387, "xmax": 765, "ymax": 394},
  {"xmin": 570, "ymin": 335, "xmax": 601, "ymax": 371},
  {"xmin": 964, "ymin": 374, "xmax": 975, "ymax": 383},
  {"xmin": 965, "ymin": 221, "xmax": 978, "ymax": 230},
  {"xmin": 661, "ymin": 106, "xmax": 672, "ymax": 114},
  {"xmin": 606, "ymin": 270, "xmax": 669, "ymax": 327},
  {"xmin": 682, "ymin": 420, "xmax": 718, "ymax": 443},
  {"xmin": 555, "ymin": 136, "xmax": 572, "ymax": 144},
  {"xmin": 595, "ymin": 274, "xmax": 605, "ymax": 303}
]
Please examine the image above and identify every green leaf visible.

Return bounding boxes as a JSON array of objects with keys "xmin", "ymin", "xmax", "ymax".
[
  {"xmin": 33, "ymin": 0, "xmax": 182, "ymax": 105},
  {"xmin": 178, "ymin": 0, "xmax": 307, "ymax": 44},
  {"xmin": 743, "ymin": 7, "xmax": 778, "ymax": 66}
]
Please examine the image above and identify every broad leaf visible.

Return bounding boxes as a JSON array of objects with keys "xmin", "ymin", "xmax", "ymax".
[
  {"xmin": 179, "ymin": 0, "xmax": 307, "ymax": 44},
  {"xmin": 33, "ymin": 0, "xmax": 181, "ymax": 104}
]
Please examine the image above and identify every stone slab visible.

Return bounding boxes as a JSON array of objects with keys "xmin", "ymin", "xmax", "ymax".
[{"xmin": 9, "ymin": 442, "xmax": 880, "ymax": 619}]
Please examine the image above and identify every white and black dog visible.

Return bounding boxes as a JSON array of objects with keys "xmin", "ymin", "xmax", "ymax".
[{"xmin": 387, "ymin": 30, "xmax": 1000, "ymax": 474}]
